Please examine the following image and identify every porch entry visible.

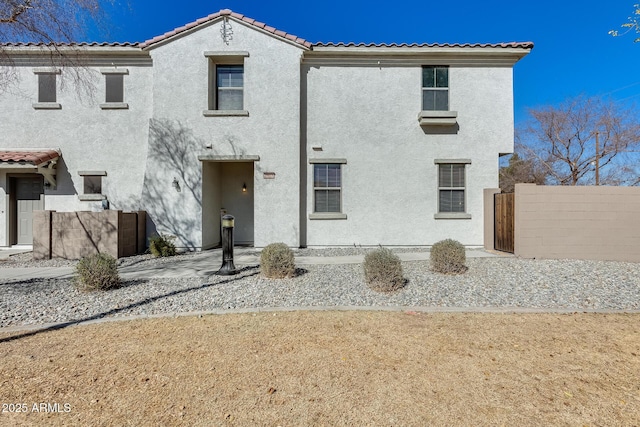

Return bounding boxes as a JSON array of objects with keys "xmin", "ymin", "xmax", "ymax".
[
  {"xmin": 201, "ymin": 160, "xmax": 254, "ymax": 248},
  {"xmin": 10, "ymin": 175, "xmax": 44, "ymax": 245}
]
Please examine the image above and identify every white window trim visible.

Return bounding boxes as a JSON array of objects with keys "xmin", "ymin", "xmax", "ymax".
[
  {"xmin": 309, "ymin": 159, "xmax": 347, "ymax": 220},
  {"xmin": 434, "ymin": 159, "xmax": 471, "ymax": 219}
]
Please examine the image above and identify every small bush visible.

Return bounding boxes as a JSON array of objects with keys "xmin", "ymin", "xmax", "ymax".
[
  {"xmin": 430, "ymin": 239, "xmax": 467, "ymax": 274},
  {"xmin": 261, "ymin": 243, "xmax": 295, "ymax": 278},
  {"xmin": 74, "ymin": 253, "xmax": 120, "ymax": 291},
  {"xmin": 149, "ymin": 234, "xmax": 177, "ymax": 257},
  {"xmin": 363, "ymin": 247, "xmax": 405, "ymax": 292}
]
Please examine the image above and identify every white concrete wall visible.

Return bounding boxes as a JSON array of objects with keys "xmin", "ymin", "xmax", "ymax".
[
  {"xmin": 0, "ymin": 17, "xmax": 523, "ymax": 249},
  {"xmin": 144, "ymin": 19, "xmax": 304, "ymax": 248},
  {"xmin": 201, "ymin": 161, "xmax": 222, "ymax": 249},
  {"xmin": 304, "ymin": 64, "xmax": 514, "ymax": 246},
  {"xmin": 0, "ymin": 57, "xmax": 153, "ymax": 246}
]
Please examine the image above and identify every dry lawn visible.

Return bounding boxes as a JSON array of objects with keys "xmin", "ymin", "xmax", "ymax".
[{"xmin": 0, "ymin": 311, "xmax": 639, "ymax": 426}]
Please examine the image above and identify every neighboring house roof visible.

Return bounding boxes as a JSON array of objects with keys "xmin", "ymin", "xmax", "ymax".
[
  {"xmin": 0, "ymin": 42, "xmax": 138, "ymax": 48},
  {"xmin": 140, "ymin": 9, "xmax": 312, "ymax": 49},
  {"xmin": 0, "ymin": 150, "xmax": 59, "ymax": 166}
]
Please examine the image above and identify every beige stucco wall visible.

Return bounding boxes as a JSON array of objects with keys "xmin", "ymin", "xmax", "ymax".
[
  {"xmin": 514, "ymin": 184, "xmax": 640, "ymax": 262},
  {"xmin": 33, "ymin": 210, "xmax": 145, "ymax": 260}
]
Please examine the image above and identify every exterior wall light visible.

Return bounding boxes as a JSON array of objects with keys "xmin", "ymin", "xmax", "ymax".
[
  {"xmin": 242, "ymin": 182, "xmax": 247, "ymax": 192},
  {"xmin": 172, "ymin": 177, "xmax": 181, "ymax": 192}
]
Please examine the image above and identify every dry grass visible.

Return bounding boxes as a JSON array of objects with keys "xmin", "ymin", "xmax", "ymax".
[{"xmin": 0, "ymin": 311, "xmax": 639, "ymax": 426}]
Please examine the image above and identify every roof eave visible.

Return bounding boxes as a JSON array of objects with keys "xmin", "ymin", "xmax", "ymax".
[
  {"xmin": 140, "ymin": 9, "xmax": 311, "ymax": 51},
  {"xmin": 304, "ymin": 45, "xmax": 532, "ymax": 66}
]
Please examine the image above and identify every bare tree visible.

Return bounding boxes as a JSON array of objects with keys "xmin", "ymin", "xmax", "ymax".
[
  {"xmin": 518, "ymin": 96, "xmax": 640, "ymax": 186},
  {"xmin": 609, "ymin": 3, "xmax": 640, "ymax": 42},
  {"xmin": 499, "ymin": 152, "xmax": 547, "ymax": 193},
  {"xmin": 0, "ymin": 0, "xmax": 117, "ymax": 94}
]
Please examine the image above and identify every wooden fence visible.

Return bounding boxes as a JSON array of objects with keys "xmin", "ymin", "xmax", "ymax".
[{"xmin": 494, "ymin": 193, "xmax": 514, "ymax": 253}]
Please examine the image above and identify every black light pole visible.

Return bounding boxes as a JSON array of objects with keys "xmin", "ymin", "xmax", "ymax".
[{"xmin": 217, "ymin": 214, "xmax": 237, "ymax": 275}]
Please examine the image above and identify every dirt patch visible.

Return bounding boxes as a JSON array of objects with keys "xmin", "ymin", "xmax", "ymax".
[{"xmin": 1, "ymin": 311, "xmax": 639, "ymax": 426}]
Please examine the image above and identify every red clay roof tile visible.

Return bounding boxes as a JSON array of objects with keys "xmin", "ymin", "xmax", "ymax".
[
  {"xmin": 0, "ymin": 150, "xmax": 59, "ymax": 166},
  {"xmin": 0, "ymin": 10, "xmax": 533, "ymax": 52},
  {"xmin": 139, "ymin": 9, "xmax": 313, "ymax": 49}
]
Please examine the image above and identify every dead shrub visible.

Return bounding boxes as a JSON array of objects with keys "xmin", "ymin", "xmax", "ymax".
[
  {"xmin": 430, "ymin": 239, "xmax": 467, "ymax": 274},
  {"xmin": 260, "ymin": 243, "xmax": 295, "ymax": 278},
  {"xmin": 74, "ymin": 253, "xmax": 120, "ymax": 291},
  {"xmin": 363, "ymin": 247, "xmax": 405, "ymax": 292}
]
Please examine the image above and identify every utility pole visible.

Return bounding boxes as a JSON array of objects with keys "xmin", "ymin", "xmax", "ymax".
[{"xmin": 595, "ymin": 131, "xmax": 600, "ymax": 186}]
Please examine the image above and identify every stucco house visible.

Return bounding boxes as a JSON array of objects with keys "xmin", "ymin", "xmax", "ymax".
[{"xmin": 0, "ymin": 9, "xmax": 532, "ymax": 250}]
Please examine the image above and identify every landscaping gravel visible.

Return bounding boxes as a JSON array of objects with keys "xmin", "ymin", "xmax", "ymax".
[{"xmin": 2, "ymin": 251, "xmax": 640, "ymax": 328}]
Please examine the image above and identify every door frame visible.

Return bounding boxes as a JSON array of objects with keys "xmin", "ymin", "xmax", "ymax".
[{"xmin": 7, "ymin": 173, "xmax": 44, "ymax": 246}]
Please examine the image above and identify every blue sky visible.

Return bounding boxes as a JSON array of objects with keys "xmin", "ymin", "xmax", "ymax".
[{"xmin": 95, "ymin": 1, "xmax": 640, "ymax": 125}]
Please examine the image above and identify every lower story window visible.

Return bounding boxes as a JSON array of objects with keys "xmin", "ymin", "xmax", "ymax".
[
  {"xmin": 438, "ymin": 163, "xmax": 466, "ymax": 213},
  {"xmin": 84, "ymin": 175, "xmax": 102, "ymax": 194},
  {"xmin": 314, "ymin": 163, "xmax": 342, "ymax": 213},
  {"xmin": 78, "ymin": 171, "xmax": 106, "ymax": 201}
]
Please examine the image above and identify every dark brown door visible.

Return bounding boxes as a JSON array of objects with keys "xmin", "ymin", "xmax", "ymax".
[{"xmin": 494, "ymin": 193, "xmax": 515, "ymax": 253}]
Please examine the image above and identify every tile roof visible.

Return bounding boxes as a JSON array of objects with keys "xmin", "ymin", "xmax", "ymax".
[
  {"xmin": 313, "ymin": 42, "xmax": 534, "ymax": 49},
  {"xmin": 0, "ymin": 150, "xmax": 60, "ymax": 166},
  {"xmin": 0, "ymin": 10, "xmax": 533, "ymax": 52},
  {"xmin": 140, "ymin": 9, "xmax": 312, "ymax": 49},
  {"xmin": 0, "ymin": 42, "xmax": 138, "ymax": 47}
]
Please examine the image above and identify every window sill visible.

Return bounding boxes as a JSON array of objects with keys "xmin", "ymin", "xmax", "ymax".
[
  {"xmin": 418, "ymin": 110, "xmax": 457, "ymax": 126},
  {"xmin": 100, "ymin": 103, "xmax": 129, "ymax": 109},
  {"xmin": 309, "ymin": 213, "xmax": 347, "ymax": 220},
  {"xmin": 203, "ymin": 110, "xmax": 249, "ymax": 117},
  {"xmin": 78, "ymin": 194, "xmax": 106, "ymax": 201},
  {"xmin": 33, "ymin": 103, "xmax": 61, "ymax": 110},
  {"xmin": 434, "ymin": 213, "xmax": 472, "ymax": 220}
]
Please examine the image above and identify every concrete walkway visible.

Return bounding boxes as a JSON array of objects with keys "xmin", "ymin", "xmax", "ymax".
[{"xmin": 0, "ymin": 247, "xmax": 510, "ymax": 281}]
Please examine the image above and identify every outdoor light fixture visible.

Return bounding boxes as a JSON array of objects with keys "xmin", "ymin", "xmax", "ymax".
[
  {"xmin": 172, "ymin": 177, "xmax": 181, "ymax": 192},
  {"xmin": 242, "ymin": 182, "xmax": 247, "ymax": 193}
]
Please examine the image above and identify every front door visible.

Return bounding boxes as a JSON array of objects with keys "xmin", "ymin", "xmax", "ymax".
[{"xmin": 14, "ymin": 176, "xmax": 44, "ymax": 245}]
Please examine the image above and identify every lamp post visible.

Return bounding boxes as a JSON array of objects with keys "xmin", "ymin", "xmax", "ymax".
[{"xmin": 217, "ymin": 214, "xmax": 237, "ymax": 275}]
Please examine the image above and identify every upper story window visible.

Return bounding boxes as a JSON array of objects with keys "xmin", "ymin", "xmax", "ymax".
[
  {"xmin": 422, "ymin": 66, "xmax": 449, "ymax": 111},
  {"xmin": 100, "ymin": 68, "xmax": 128, "ymax": 109},
  {"xmin": 32, "ymin": 68, "xmax": 61, "ymax": 109},
  {"xmin": 216, "ymin": 65, "xmax": 243, "ymax": 110},
  {"xmin": 203, "ymin": 51, "xmax": 249, "ymax": 117}
]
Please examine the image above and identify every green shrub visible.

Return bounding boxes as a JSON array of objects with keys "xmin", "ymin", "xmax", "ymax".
[
  {"xmin": 430, "ymin": 239, "xmax": 467, "ymax": 274},
  {"xmin": 363, "ymin": 247, "xmax": 405, "ymax": 292},
  {"xmin": 149, "ymin": 234, "xmax": 177, "ymax": 257},
  {"xmin": 261, "ymin": 243, "xmax": 295, "ymax": 278},
  {"xmin": 74, "ymin": 253, "xmax": 120, "ymax": 291}
]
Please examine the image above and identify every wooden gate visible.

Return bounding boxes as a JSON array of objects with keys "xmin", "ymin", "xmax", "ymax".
[{"xmin": 494, "ymin": 193, "xmax": 515, "ymax": 253}]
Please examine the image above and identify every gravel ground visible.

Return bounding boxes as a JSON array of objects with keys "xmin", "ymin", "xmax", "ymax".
[{"xmin": 1, "ymin": 250, "xmax": 640, "ymax": 328}]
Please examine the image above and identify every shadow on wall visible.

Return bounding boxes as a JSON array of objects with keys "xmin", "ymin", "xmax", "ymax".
[
  {"xmin": 140, "ymin": 119, "xmax": 203, "ymax": 250},
  {"xmin": 140, "ymin": 118, "xmax": 255, "ymax": 250},
  {"xmin": 46, "ymin": 157, "xmax": 76, "ymax": 197}
]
